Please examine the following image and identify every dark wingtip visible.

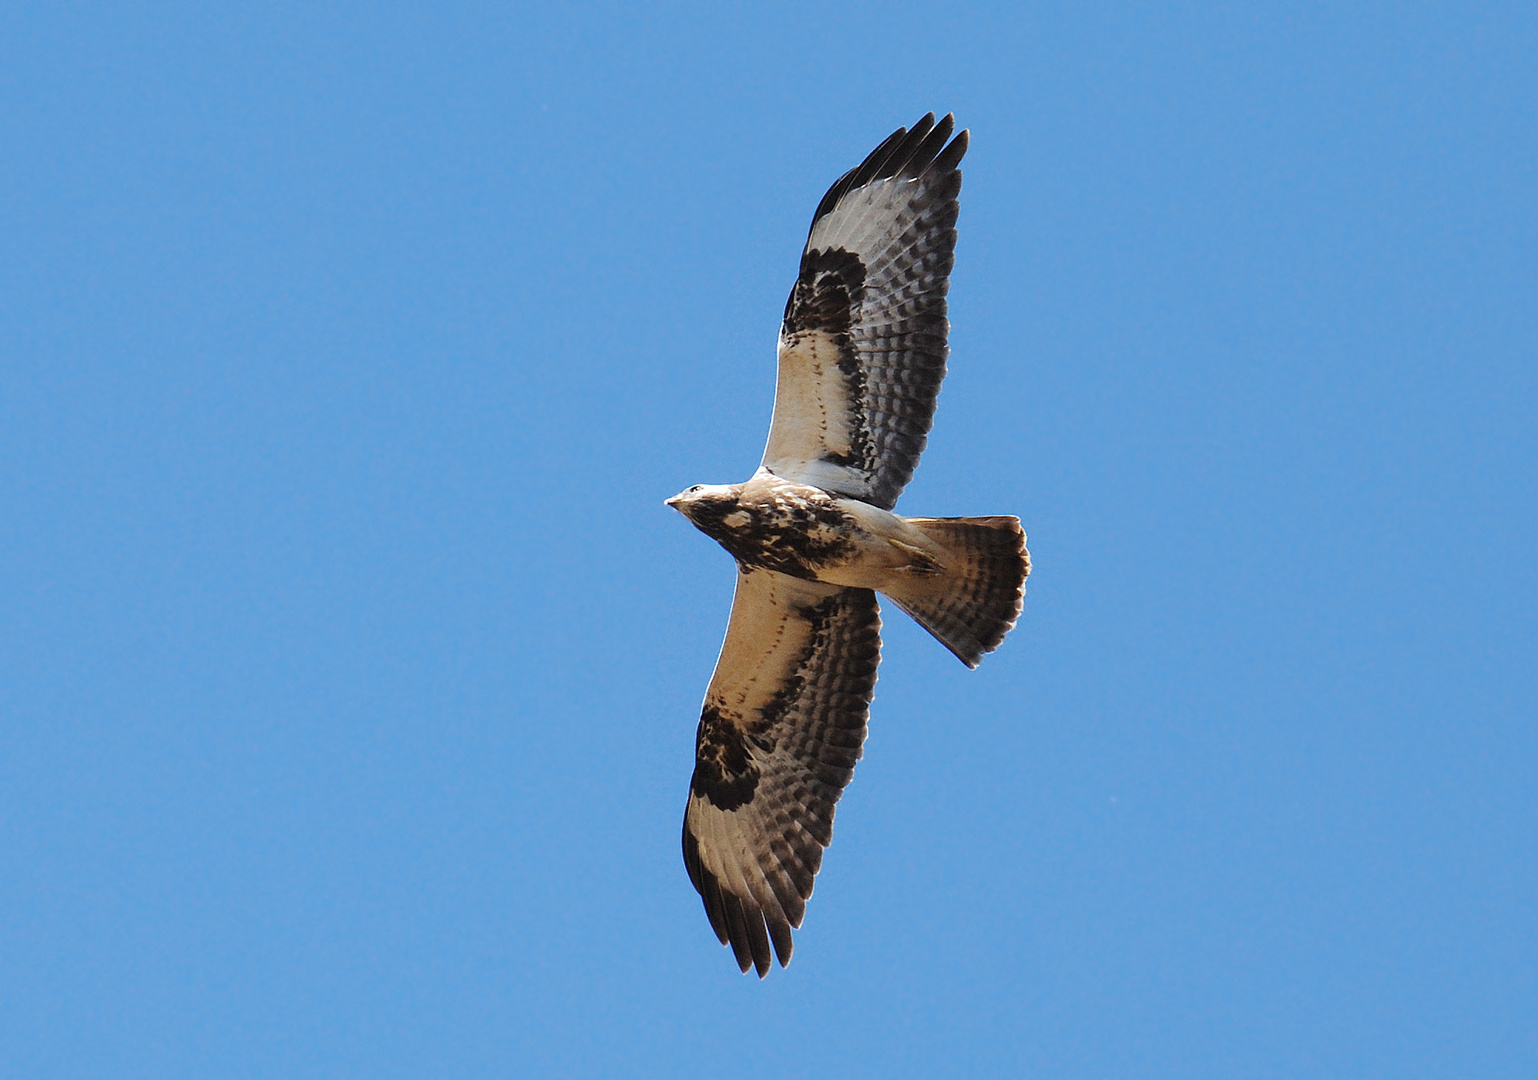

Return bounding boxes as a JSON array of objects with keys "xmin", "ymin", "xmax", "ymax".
[
  {"xmin": 721, "ymin": 891, "xmax": 756, "ymax": 973},
  {"xmin": 742, "ymin": 899, "xmax": 773, "ymax": 977},
  {"xmin": 885, "ymin": 114, "xmax": 946, "ymax": 181},
  {"xmin": 768, "ymin": 916, "xmax": 795, "ymax": 969},
  {"xmin": 685, "ymin": 824, "xmax": 732, "ymax": 946},
  {"xmin": 933, "ymin": 125, "xmax": 969, "ymax": 174},
  {"xmin": 681, "ymin": 818, "xmax": 704, "ymax": 892},
  {"xmin": 807, "ymin": 112, "xmax": 968, "ymax": 237}
]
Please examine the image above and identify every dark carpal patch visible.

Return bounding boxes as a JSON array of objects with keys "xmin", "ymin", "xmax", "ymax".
[
  {"xmin": 690, "ymin": 704, "xmax": 763, "ymax": 811},
  {"xmin": 687, "ymin": 590, "xmax": 848, "ymax": 813},
  {"xmin": 782, "ymin": 248, "xmax": 866, "ymax": 334}
]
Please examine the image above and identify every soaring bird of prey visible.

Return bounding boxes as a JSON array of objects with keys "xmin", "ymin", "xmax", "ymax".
[{"xmin": 667, "ymin": 114, "xmax": 1030, "ymax": 977}]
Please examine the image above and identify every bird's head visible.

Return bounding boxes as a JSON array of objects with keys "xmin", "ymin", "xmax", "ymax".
[{"xmin": 666, "ymin": 483, "xmax": 747, "ymax": 538}]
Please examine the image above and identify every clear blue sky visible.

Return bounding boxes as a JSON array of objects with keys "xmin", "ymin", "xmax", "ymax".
[{"xmin": 3, "ymin": 4, "xmax": 1534, "ymax": 1077}]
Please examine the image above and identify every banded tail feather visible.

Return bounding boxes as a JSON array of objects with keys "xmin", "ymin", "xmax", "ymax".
[{"xmin": 885, "ymin": 516, "xmax": 1029, "ymax": 668}]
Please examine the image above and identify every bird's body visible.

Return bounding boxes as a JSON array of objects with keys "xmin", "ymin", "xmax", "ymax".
[
  {"xmin": 669, "ymin": 470, "xmax": 947, "ymax": 590},
  {"xmin": 669, "ymin": 114, "xmax": 1030, "ymax": 977}
]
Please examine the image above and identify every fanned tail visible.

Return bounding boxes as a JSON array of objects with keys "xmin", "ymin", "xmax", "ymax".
[{"xmin": 884, "ymin": 516, "xmax": 1029, "ymax": 667}]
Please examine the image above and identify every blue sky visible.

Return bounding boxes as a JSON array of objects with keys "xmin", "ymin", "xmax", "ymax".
[{"xmin": 3, "ymin": 3, "xmax": 1534, "ymax": 1077}]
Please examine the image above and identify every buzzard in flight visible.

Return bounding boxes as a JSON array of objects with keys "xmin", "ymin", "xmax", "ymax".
[{"xmin": 668, "ymin": 114, "xmax": 1030, "ymax": 976}]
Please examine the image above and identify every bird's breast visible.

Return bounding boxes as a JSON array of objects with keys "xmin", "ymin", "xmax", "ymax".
[{"xmin": 708, "ymin": 488, "xmax": 860, "ymax": 580}]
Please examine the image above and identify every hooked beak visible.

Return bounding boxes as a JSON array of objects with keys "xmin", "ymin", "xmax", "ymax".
[{"xmin": 664, "ymin": 495, "xmax": 682, "ymax": 510}]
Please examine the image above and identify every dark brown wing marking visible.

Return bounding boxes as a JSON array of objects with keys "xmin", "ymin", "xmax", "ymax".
[
  {"xmin": 682, "ymin": 569, "xmax": 881, "ymax": 976},
  {"xmin": 763, "ymin": 113, "xmax": 968, "ymax": 510}
]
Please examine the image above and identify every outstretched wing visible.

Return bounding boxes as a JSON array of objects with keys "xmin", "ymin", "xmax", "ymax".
[
  {"xmin": 682, "ymin": 569, "xmax": 881, "ymax": 976},
  {"xmin": 762, "ymin": 113, "xmax": 967, "ymax": 511}
]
